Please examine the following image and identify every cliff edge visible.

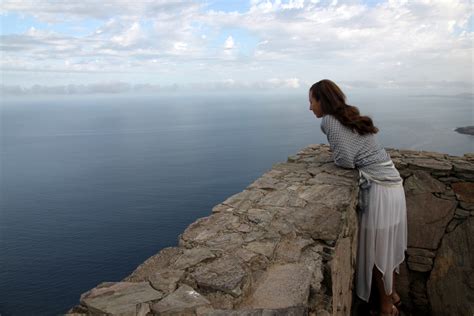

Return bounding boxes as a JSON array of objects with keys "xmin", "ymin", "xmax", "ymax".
[{"xmin": 67, "ymin": 144, "xmax": 474, "ymax": 316}]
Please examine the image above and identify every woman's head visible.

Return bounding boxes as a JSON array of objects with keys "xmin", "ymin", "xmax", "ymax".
[
  {"xmin": 309, "ymin": 79, "xmax": 347, "ymax": 117},
  {"xmin": 309, "ymin": 79, "xmax": 379, "ymax": 135}
]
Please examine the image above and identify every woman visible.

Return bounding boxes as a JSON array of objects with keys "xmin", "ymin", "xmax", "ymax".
[{"xmin": 309, "ymin": 79, "xmax": 407, "ymax": 316}]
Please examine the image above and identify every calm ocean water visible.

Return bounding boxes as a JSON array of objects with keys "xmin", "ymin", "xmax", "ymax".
[{"xmin": 0, "ymin": 91, "xmax": 472, "ymax": 315}]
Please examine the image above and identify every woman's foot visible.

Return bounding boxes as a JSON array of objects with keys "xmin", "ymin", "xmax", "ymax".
[
  {"xmin": 391, "ymin": 291, "xmax": 402, "ymax": 308},
  {"xmin": 379, "ymin": 304, "xmax": 399, "ymax": 316}
]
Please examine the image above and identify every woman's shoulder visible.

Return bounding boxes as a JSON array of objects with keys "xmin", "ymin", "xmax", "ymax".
[
  {"xmin": 321, "ymin": 114, "xmax": 345, "ymax": 136},
  {"xmin": 322, "ymin": 114, "xmax": 344, "ymax": 130}
]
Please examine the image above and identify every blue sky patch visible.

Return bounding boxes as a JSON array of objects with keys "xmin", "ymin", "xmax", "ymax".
[{"xmin": 204, "ymin": 0, "xmax": 250, "ymax": 13}]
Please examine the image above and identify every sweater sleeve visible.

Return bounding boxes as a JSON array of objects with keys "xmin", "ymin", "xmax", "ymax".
[{"xmin": 322, "ymin": 115, "xmax": 356, "ymax": 169}]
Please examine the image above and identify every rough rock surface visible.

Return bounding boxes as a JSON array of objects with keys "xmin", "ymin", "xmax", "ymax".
[
  {"xmin": 452, "ymin": 182, "xmax": 474, "ymax": 203},
  {"xmin": 238, "ymin": 263, "xmax": 312, "ymax": 309},
  {"xmin": 151, "ymin": 284, "xmax": 213, "ymax": 315},
  {"xmin": 67, "ymin": 145, "xmax": 473, "ymax": 316},
  {"xmin": 385, "ymin": 148, "xmax": 474, "ymax": 316},
  {"xmin": 79, "ymin": 282, "xmax": 163, "ymax": 315},
  {"xmin": 68, "ymin": 144, "xmax": 359, "ymax": 316},
  {"xmin": 405, "ymin": 192, "xmax": 457, "ymax": 250},
  {"xmin": 427, "ymin": 217, "xmax": 474, "ymax": 316}
]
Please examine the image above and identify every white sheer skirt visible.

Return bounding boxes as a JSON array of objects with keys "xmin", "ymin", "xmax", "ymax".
[{"xmin": 356, "ymin": 181, "xmax": 408, "ymax": 302}]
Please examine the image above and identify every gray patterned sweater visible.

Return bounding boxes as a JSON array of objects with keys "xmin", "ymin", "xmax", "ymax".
[{"xmin": 320, "ymin": 114, "xmax": 403, "ymax": 213}]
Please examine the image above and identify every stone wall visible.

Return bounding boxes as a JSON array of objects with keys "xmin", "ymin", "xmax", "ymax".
[
  {"xmin": 67, "ymin": 144, "xmax": 360, "ymax": 315},
  {"xmin": 386, "ymin": 148, "xmax": 474, "ymax": 316},
  {"xmin": 67, "ymin": 144, "xmax": 473, "ymax": 316}
]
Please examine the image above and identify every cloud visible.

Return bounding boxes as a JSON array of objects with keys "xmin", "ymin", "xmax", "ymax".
[
  {"xmin": 111, "ymin": 22, "xmax": 143, "ymax": 47},
  {"xmin": 0, "ymin": 0, "xmax": 201, "ymax": 22},
  {"xmin": 267, "ymin": 77, "xmax": 301, "ymax": 88},
  {"xmin": 224, "ymin": 36, "xmax": 235, "ymax": 50},
  {"xmin": 0, "ymin": 0, "xmax": 472, "ymax": 92}
]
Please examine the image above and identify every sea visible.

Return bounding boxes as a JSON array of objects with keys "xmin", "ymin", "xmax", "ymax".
[{"xmin": 0, "ymin": 91, "xmax": 472, "ymax": 315}]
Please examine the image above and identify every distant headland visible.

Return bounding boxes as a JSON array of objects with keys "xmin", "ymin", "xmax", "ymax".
[{"xmin": 455, "ymin": 126, "xmax": 474, "ymax": 135}]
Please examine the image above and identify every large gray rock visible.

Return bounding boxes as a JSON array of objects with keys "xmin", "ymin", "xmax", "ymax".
[
  {"xmin": 452, "ymin": 182, "xmax": 474, "ymax": 203},
  {"xmin": 406, "ymin": 192, "xmax": 457, "ymax": 249},
  {"xmin": 427, "ymin": 217, "xmax": 474, "ymax": 316},
  {"xmin": 190, "ymin": 254, "xmax": 249, "ymax": 297},
  {"xmin": 406, "ymin": 247, "xmax": 436, "ymax": 258},
  {"xmin": 172, "ymin": 247, "xmax": 216, "ymax": 269},
  {"xmin": 80, "ymin": 282, "xmax": 163, "ymax": 315},
  {"xmin": 207, "ymin": 306, "xmax": 308, "ymax": 315},
  {"xmin": 244, "ymin": 240, "xmax": 278, "ymax": 259},
  {"xmin": 247, "ymin": 171, "xmax": 285, "ymax": 191},
  {"xmin": 404, "ymin": 170, "xmax": 446, "ymax": 195},
  {"xmin": 273, "ymin": 234, "xmax": 314, "ymax": 263},
  {"xmin": 151, "ymin": 284, "xmax": 213, "ymax": 315},
  {"xmin": 307, "ymin": 171, "xmax": 354, "ymax": 186},
  {"xmin": 239, "ymin": 263, "xmax": 312, "ymax": 310},
  {"xmin": 222, "ymin": 189, "xmax": 267, "ymax": 209},
  {"xmin": 247, "ymin": 208, "xmax": 275, "ymax": 227},
  {"xmin": 404, "ymin": 158, "xmax": 452, "ymax": 172},
  {"xmin": 205, "ymin": 232, "xmax": 246, "ymax": 252},
  {"xmin": 317, "ymin": 163, "xmax": 358, "ymax": 178},
  {"xmin": 450, "ymin": 159, "xmax": 474, "ymax": 174},
  {"xmin": 123, "ymin": 247, "xmax": 182, "ymax": 282},
  {"xmin": 179, "ymin": 212, "xmax": 241, "ymax": 246},
  {"xmin": 399, "ymin": 149, "xmax": 447, "ymax": 159},
  {"xmin": 235, "ymin": 247, "xmax": 259, "ymax": 263},
  {"xmin": 407, "ymin": 261, "xmax": 432, "ymax": 272},
  {"xmin": 149, "ymin": 269, "xmax": 185, "ymax": 294},
  {"xmin": 290, "ymin": 203, "xmax": 342, "ymax": 241},
  {"xmin": 298, "ymin": 184, "xmax": 354, "ymax": 208},
  {"xmin": 257, "ymin": 189, "xmax": 293, "ymax": 207}
]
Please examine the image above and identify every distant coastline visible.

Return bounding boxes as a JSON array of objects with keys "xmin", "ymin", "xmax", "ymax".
[
  {"xmin": 410, "ymin": 92, "xmax": 474, "ymax": 99},
  {"xmin": 455, "ymin": 126, "xmax": 474, "ymax": 135}
]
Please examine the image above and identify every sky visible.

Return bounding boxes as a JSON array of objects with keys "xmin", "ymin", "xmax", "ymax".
[{"xmin": 0, "ymin": 0, "xmax": 472, "ymax": 95}]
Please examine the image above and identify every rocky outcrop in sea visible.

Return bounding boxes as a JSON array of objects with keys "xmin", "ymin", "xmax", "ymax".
[{"xmin": 455, "ymin": 126, "xmax": 474, "ymax": 135}]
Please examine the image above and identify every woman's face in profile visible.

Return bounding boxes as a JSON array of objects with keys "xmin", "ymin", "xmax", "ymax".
[{"xmin": 309, "ymin": 91, "xmax": 323, "ymax": 118}]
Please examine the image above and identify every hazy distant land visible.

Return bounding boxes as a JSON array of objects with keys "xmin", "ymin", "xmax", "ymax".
[{"xmin": 455, "ymin": 126, "xmax": 474, "ymax": 135}]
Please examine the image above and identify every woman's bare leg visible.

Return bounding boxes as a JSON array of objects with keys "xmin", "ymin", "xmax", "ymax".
[
  {"xmin": 391, "ymin": 271, "xmax": 400, "ymax": 304},
  {"xmin": 372, "ymin": 266, "xmax": 398, "ymax": 315}
]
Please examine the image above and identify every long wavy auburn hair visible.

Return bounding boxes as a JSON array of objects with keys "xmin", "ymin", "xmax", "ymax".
[{"xmin": 310, "ymin": 79, "xmax": 379, "ymax": 135}]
